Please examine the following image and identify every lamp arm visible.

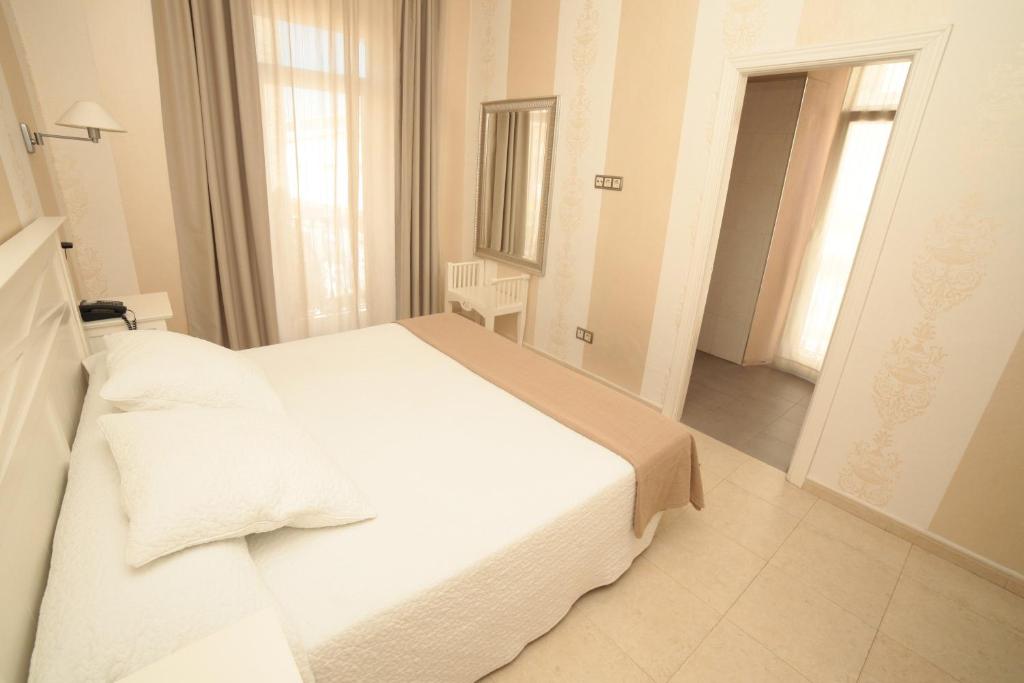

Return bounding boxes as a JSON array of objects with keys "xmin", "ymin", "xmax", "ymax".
[
  {"xmin": 34, "ymin": 130, "xmax": 101, "ymax": 143},
  {"xmin": 19, "ymin": 122, "xmax": 101, "ymax": 153}
]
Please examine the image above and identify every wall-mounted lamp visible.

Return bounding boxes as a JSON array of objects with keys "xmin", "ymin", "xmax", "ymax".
[{"xmin": 19, "ymin": 100, "xmax": 125, "ymax": 154}]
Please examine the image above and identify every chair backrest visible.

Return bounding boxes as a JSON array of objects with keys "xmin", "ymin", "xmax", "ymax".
[
  {"xmin": 493, "ymin": 275, "xmax": 529, "ymax": 308},
  {"xmin": 447, "ymin": 260, "xmax": 482, "ymax": 289}
]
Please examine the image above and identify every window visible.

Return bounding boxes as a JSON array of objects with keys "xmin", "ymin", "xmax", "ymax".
[
  {"xmin": 776, "ymin": 61, "xmax": 910, "ymax": 380},
  {"xmin": 251, "ymin": 1, "xmax": 397, "ymax": 340}
]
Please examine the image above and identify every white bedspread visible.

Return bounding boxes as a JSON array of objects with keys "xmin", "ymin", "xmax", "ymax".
[{"xmin": 244, "ymin": 323, "xmax": 658, "ymax": 682}]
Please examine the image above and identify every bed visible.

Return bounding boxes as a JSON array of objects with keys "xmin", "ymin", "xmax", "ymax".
[{"xmin": 1, "ymin": 218, "xmax": 700, "ymax": 682}]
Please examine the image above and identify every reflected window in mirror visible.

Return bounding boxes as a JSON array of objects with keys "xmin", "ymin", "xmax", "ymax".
[{"xmin": 475, "ymin": 97, "xmax": 556, "ymax": 274}]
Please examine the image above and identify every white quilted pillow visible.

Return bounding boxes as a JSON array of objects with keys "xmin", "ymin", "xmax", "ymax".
[
  {"xmin": 99, "ymin": 408, "xmax": 375, "ymax": 567},
  {"xmin": 101, "ymin": 330, "xmax": 283, "ymax": 412},
  {"xmin": 30, "ymin": 355, "xmax": 315, "ymax": 683}
]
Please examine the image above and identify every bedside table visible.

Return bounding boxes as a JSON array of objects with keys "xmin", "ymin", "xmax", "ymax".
[
  {"xmin": 116, "ymin": 609, "xmax": 303, "ymax": 683},
  {"xmin": 82, "ymin": 292, "xmax": 173, "ymax": 353}
]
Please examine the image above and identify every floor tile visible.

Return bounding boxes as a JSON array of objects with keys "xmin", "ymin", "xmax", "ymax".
[
  {"xmin": 718, "ymin": 393, "xmax": 795, "ymax": 429},
  {"xmin": 760, "ymin": 416, "xmax": 804, "ymax": 444},
  {"xmin": 727, "ymin": 458, "xmax": 816, "ymax": 517},
  {"xmin": 906, "ymin": 533, "xmax": 1010, "ymax": 587},
  {"xmin": 701, "ymin": 481, "xmax": 802, "ymax": 559},
  {"xmin": 689, "ymin": 430, "xmax": 753, "ymax": 480},
  {"xmin": 697, "ymin": 464, "xmax": 726, "ymax": 493},
  {"xmin": 687, "ymin": 353, "xmax": 812, "ymax": 405},
  {"xmin": 739, "ymin": 433, "xmax": 797, "ymax": 472},
  {"xmin": 702, "ymin": 368, "xmax": 805, "ymax": 408},
  {"xmin": 481, "ymin": 608, "xmax": 652, "ymax": 683},
  {"xmin": 902, "ymin": 546, "xmax": 1024, "ymax": 637},
  {"xmin": 779, "ymin": 401, "xmax": 809, "ymax": 425},
  {"xmin": 670, "ymin": 620, "xmax": 809, "ymax": 683},
  {"xmin": 801, "ymin": 500, "xmax": 910, "ymax": 571},
  {"xmin": 750, "ymin": 372, "xmax": 814, "ymax": 404},
  {"xmin": 685, "ymin": 409, "xmax": 761, "ymax": 451},
  {"xmin": 576, "ymin": 557, "xmax": 720, "ymax": 682},
  {"xmin": 858, "ymin": 633, "xmax": 957, "ymax": 683},
  {"xmin": 684, "ymin": 379, "xmax": 732, "ymax": 411},
  {"xmin": 681, "ymin": 404, "xmax": 721, "ymax": 436},
  {"xmin": 645, "ymin": 506, "xmax": 765, "ymax": 613},
  {"xmin": 880, "ymin": 576, "xmax": 1024, "ymax": 683},
  {"xmin": 770, "ymin": 525, "xmax": 900, "ymax": 627},
  {"xmin": 728, "ymin": 565, "xmax": 876, "ymax": 683}
]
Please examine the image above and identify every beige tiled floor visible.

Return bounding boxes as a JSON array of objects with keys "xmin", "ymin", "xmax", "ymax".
[
  {"xmin": 482, "ymin": 430, "xmax": 1024, "ymax": 683},
  {"xmin": 682, "ymin": 351, "xmax": 814, "ymax": 471}
]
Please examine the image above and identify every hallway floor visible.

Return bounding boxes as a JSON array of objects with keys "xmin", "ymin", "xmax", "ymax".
[
  {"xmin": 484, "ymin": 430, "xmax": 1024, "ymax": 683},
  {"xmin": 681, "ymin": 352, "xmax": 814, "ymax": 471}
]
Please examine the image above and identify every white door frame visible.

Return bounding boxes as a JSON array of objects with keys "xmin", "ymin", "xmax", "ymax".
[{"xmin": 660, "ymin": 27, "xmax": 951, "ymax": 487}]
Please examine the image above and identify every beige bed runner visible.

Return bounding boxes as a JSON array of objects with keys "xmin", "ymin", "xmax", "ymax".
[{"xmin": 398, "ymin": 313, "xmax": 703, "ymax": 536}]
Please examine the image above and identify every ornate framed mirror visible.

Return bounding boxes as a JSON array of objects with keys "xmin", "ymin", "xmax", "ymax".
[{"xmin": 474, "ymin": 96, "xmax": 557, "ymax": 274}]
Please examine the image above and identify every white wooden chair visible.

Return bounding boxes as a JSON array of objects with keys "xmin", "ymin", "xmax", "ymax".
[{"xmin": 445, "ymin": 260, "xmax": 530, "ymax": 344}]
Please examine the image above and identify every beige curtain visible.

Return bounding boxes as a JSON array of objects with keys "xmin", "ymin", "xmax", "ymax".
[
  {"xmin": 151, "ymin": 0, "xmax": 279, "ymax": 349},
  {"xmin": 489, "ymin": 111, "xmax": 530, "ymax": 254},
  {"xmin": 252, "ymin": 0, "xmax": 397, "ymax": 341},
  {"xmin": 396, "ymin": 0, "xmax": 440, "ymax": 318}
]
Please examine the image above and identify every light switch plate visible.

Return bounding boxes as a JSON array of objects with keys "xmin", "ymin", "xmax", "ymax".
[{"xmin": 593, "ymin": 174, "xmax": 623, "ymax": 191}]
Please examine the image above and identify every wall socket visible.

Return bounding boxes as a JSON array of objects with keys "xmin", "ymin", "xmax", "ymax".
[
  {"xmin": 576, "ymin": 326, "xmax": 594, "ymax": 344},
  {"xmin": 593, "ymin": 174, "xmax": 623, "ymax": 191}
]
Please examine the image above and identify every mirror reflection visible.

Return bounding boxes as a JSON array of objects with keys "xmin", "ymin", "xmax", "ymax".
[{"xmin": 475, "ymin": 97, "xmax": 556, "ymax": 274}]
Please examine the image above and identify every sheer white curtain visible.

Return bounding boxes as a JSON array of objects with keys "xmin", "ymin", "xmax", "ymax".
[
  {"xmin": 521, "ymin": 109, "xmax": 550, "ymax": 261},
  {"xmin": 775, "ymin": 61, "xmax": 910, "ymax": 381},
  {"xmin": 252, "ymin": 0, "xmax": 396, "ymax": 341}
]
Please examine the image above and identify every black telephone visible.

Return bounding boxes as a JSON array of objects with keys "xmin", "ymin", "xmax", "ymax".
[
  {"xmin": 79, "ymin": 300, "xmax": 137, "ymax": 330},
  {"xmin": 79, "ymin": 299, "xmax": 126, "ymax": 321}
]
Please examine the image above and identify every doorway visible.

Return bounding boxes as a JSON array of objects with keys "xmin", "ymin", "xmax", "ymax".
[{"xmin": 682, "ymin": 60, "xmax": 911, "ymax": 472}]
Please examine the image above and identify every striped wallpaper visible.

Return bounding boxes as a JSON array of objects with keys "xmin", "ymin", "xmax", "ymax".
[{"xmin": 439, "ymin": 0, "xmax": 1024, "ymax": 577}]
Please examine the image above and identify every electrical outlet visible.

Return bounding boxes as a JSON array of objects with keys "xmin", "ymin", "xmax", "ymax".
[
  {"xmin": 576, "ymin": 326, "xmax": 593, "ymax": 344},
  {"xmin": 576, "ymin": 326, "xmax": 585, "ymax": 340}
]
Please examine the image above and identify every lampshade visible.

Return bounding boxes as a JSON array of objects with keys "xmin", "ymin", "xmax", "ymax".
[{"xmin": 55, "ymin": 100, "xmax": 125, "ymax": 133}]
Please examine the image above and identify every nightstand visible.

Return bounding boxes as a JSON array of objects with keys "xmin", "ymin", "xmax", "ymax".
[
  {"xmin": 82, "ymin": 292, "xmax": 173, "ymax": 353},
  {"xmin": 116, "ymin": 609, "xmax": 303, "ymax": 683}
]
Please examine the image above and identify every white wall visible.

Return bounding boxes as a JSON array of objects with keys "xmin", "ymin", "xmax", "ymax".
[
  {"xmin": 5, "ymin": 0, "xmax": 187, "ymax": 333},
  {"xmin": 445, "ymin": 0, "xmax": 1024, "ymax": 579},
  {"xmin": 83, "ymin": 0, "xmax": 187, "ymax": 333},
  {"xmin": 643, "ymin": 0, "xmax": 1024, "ymax": 569},
  {"xmin": 798, "ymin": 1, "xmax": 1023, "ymax": 532},
  {"xmin": 6, "ymin": 0, "xmax": 139, "ymax": 298},
  {"xmin": 444, "ymin": 2, "xmax": 1024, "ymax": 576}
]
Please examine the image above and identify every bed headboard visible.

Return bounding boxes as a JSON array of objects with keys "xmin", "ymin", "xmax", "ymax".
[{"xmin": 0, "ymin": 217, "xmax": 87, "ymax": 682}]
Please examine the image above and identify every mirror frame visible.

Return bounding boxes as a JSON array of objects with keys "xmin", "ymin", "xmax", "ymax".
[{"xmin": 473, "ymin": 96, "xmax": 557, "ymax": 275}]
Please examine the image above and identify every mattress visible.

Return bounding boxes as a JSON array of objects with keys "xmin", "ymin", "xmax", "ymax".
[{"xmin": 244, "ymin": 323, "xmax": 659, "ymax": 682}]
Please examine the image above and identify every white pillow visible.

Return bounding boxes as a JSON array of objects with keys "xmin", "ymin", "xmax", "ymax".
[
  {"xmin": 101, "ymin": 330, "xmax": 283, "ymax": 412},
  {"xmin": 31, "ymin": 353, "xmax": 315, "ymax": 682},
  {"xmin": 98, "ymin": 408, "xmax": 375, "ymax": 567}
]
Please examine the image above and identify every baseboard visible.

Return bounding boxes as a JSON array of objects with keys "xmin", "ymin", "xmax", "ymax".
[
  {"xmin": 803, "ymin": 479, "xmax": 1024, "ymax": 595},
  {"xmin": 524, "ymin": 343, "xmax": 663, "ymax": 412}
]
